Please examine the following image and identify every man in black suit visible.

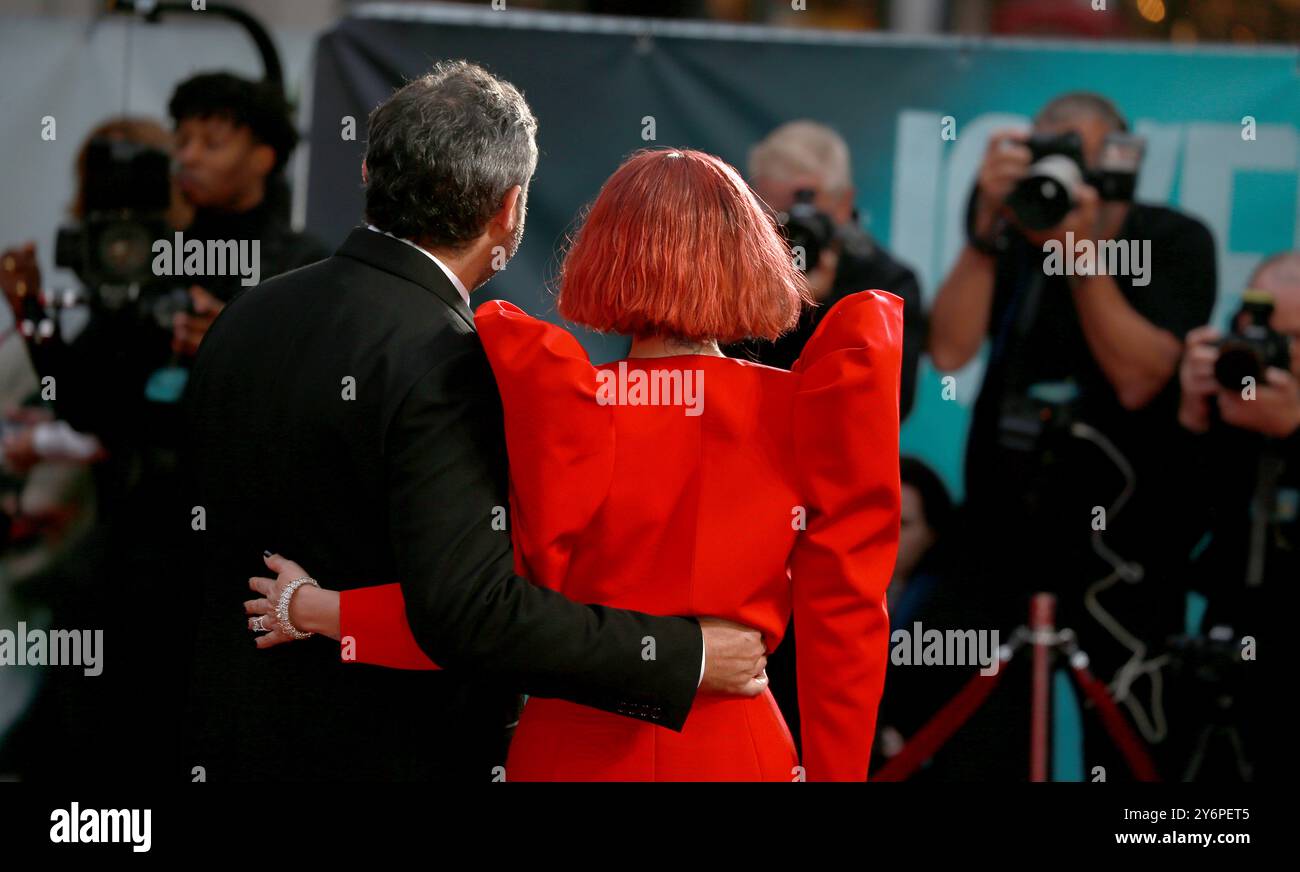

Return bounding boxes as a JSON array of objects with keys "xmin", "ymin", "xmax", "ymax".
[{"xmin": 182, "ymin": 60, "xmax": 768, "ymax": 781}]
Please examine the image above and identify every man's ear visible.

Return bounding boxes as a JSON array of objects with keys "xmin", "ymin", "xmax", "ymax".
[
  {"xmin": 250, "ymin": 142, "xmax": 277, "ymax": 178},
  {"xmin": 493, "ymin": 185, "xmax": 523, "ymax": 234},
  {"xmin": 361, "ymin": 159, "xmax": 368, "ymax": 185}
]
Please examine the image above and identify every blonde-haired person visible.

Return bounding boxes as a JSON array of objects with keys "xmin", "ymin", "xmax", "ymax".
[{"xmin": 735, "ymin": 119, "xmax": 923, "ymax": 418}]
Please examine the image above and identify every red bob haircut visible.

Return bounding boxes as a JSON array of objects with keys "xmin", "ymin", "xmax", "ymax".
[{"xmin": 558, "ymin": 148, "xmax": 811, "ymax": 344}]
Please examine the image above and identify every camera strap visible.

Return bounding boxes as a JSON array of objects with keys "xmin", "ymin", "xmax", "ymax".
[{"xmin": 992, "ymin": 256, "xmax": 1048, "ymax": 397}]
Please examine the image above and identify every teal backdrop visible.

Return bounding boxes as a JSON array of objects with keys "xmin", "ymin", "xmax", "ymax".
[
  {"xmin": 309, "ymin": 4, "xmax": 1299, "ymax": 500},
  {"xmin": 305, "ymin": 3, "xmax": 1298, "ymax": 782}
]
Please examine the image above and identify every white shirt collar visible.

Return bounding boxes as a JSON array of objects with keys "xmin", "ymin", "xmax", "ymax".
[{"xmin": 364, "ymin": 224, "xmax": 471, "ymax": 307}]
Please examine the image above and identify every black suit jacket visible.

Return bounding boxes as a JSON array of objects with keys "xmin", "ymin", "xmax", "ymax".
[{"xmin": 183, "ymin": 226, "xmax": 703, "ymax": 781}]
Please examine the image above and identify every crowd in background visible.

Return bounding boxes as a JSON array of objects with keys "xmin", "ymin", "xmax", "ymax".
[{"xmin": 0, "ymin": 55, "xmax": 1287, "ymax": 781}]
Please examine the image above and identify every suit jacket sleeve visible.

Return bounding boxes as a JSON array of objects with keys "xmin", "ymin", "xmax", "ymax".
[{"xmin": 382, "ymin": 329, "xmax": 703, "ymax": 731}]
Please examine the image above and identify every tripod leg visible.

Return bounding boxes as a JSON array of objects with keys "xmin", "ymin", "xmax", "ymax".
[{"xmin": 1030, "ymin": 593, "xmax": 1056, "ymax": 782}]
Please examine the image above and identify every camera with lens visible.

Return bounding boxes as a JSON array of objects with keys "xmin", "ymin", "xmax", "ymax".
[
  {"xmin": 775, "ymin": 188, "xmax": 880, "ymax": 271},
  {"xmin": 1005, "ymin": 131, "xmax": 1145, "ymax": 231},
  {"xmin": 776, "ymin": 189, "xmax": 837, "ymax": 269},
  {"xmin": 1214, "ymin": 290, "xmax": 1293, "ymax": 390},
  {"xmin": 54, "ymin": 138, "xmax": 189, "ymax": 328},
  {"xmin": 56, "ymin": 138, "xmax": 170, "ymax": 288}
]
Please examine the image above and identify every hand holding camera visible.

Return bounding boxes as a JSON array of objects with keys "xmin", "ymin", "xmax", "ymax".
[
  {"xmin": 1179, "ymin": 294, "xmax": 1300, "ymax": 439},
  {"xmin": 1178, "ymin": 324, "xmax": 1222, "ymax": 433},
  {"xmin": 1218, "ymin": 366, "xmax": 1300, "ymax": 438},
  {"xmin": 773, "ymin": 188, "xmax": 848, "ymax": 301},
  {"xmin": 970, "ymin": 127, "xmax": 1144, "ymax": 249},
  {"xmin": 171, "ymin": 284, "xmax": 225, "ymax": 359},
  {"xmin": 972, "ymin": 129, "xmax": 1032, "ymax": 242}
]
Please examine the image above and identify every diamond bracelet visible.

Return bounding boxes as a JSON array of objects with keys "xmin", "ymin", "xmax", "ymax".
[{"xmin": 277, "ymin": 576, "xmax": 320, "ymax": 640}]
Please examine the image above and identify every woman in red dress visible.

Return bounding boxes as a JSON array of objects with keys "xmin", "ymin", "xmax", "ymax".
[{"xmin": 246, "ymin": 148, "xmax": 902, "ymax": 781}]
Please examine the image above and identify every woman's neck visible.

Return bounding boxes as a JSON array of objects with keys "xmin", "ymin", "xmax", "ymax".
[{"xmin": 628, "ymin": 335, "xmax": 724, "ymax": 359}]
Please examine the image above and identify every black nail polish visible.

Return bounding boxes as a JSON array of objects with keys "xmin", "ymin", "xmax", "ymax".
[{"xmin": 263, "ymin": 550, "xmax": 273, "ymax": 557}]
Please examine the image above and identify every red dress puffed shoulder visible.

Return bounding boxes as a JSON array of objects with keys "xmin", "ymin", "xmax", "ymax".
[{"xmin": 339, "ymin": 291, "xmax": 902, "ymax": 781}]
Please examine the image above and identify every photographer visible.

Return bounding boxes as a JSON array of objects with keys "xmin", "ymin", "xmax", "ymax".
[
  {"xmin": 0, "ymin": 117, "xmax": 187, "ymax": 512},
  {"xmin": 730, "ymin": 120, "xmax": 924, "ymax": 420},
  {"xmin": 928, "ymin": 92, "xmax": 1217, "ymax": 778},
  {"xmin": 1173, "ymin": 253, "xmax": 1297, "ymax": 779},
  {"xmin": 2, "ymin": 73, "xmax": 324, "ymax": 486},
  {"xmin": 0, "ymin": 116, "xmax": 187, "ymax": 777},
  {"xmin": 0, "ymin": 73, "xmax": 324, "ymax": 777},
  {"xmin": 168, "ymin": 71, "xmax": 328, "ymax": 355}
]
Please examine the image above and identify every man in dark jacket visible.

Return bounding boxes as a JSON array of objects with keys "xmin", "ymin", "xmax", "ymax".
[{"xmin": 184, "ymin": 60, "xmax": 768, "ymax": 781}]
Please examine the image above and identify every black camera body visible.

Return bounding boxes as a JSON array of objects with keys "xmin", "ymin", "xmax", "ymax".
[
  {"xmin": 55, "ymin": 138, "xmax": 172, "ymax": 291},
  {"xmin": 777, "ymin": 188, "xmax": 837, "ymax": 271},
  {"xmin": 1215, "ymin": 291, "xmax": 1293, "ymax": 390},
  {"xmin": 1006, "ymin": 131, "xmax": 1088, "ymax": 231},
  {"xmin": 1005, "ymin": 130, "xmax": 1144, "ymax": 231},
  {"xmin": 52, "ymin": 138, "xmax": 192, "ymax": 336}
]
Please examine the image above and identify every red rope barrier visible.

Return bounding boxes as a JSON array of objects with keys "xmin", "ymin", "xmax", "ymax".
[
  {"xmin": 873, "ymin": 666, "xmax": 1006, "ymax": 782},
  {"xmin": 1068, "ymin": 661, "xmax": 1161, "ymax": 782}
]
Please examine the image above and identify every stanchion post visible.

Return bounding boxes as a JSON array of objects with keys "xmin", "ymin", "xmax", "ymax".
[{"xmin": 1029, "ymin": 592, "xmax": 1056, "ymax": 782}]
